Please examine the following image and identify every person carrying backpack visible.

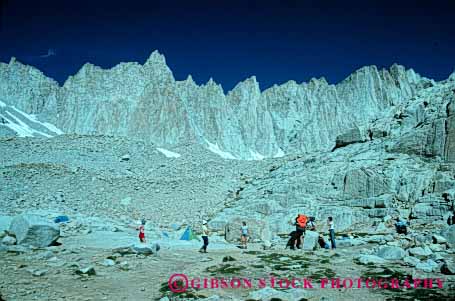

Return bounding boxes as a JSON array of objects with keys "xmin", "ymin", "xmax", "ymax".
[{"xmin": 292, "ymin": 214, "xmax": 308, "ymax": 249}]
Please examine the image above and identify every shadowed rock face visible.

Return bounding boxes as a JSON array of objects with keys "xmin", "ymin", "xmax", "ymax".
[{"xmin": 0, "ymin": 51, "xmax": 432, "ymax": 159}]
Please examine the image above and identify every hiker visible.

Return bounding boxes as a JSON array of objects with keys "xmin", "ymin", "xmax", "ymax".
[
  {"xmin": 307, "ymin": 216, "xmax": 316, "ymax": 231},
  {"xmin": 137, "ymin": 218, "xmax": 146, "ymax": 243},
  {"xmin": 286, "ymin": 231, "xmax": 297, "ymax": 249},
  {"xmin": 327, "ymin": 216, "xmax": 336, "ymax": 249},
  {"xmin": 240, "ymin": 221, "xmax": 249, "ymax": 249},
  {"xmin": 288, "ymin": 214, "xmax": 307, "ymax": 250},
  {"xmin": 394, "ymin": 217, "xmax": 408, "ymax": 235},
  {"xmin": 318, "ymin": 234, "xmax": 330, "ymax": 249},
  {"xmin": 199, "ymin": 220, "xmax": 209, "ymax": 253}
]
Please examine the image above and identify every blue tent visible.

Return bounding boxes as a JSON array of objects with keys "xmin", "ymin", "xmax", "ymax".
[
  {"xmin": 179, "ymin": 226, "xmax": 196, "ymax": 240},
  {"xmin": 54, "ymin": 215, "xmax": 69, "ymax": 223}
]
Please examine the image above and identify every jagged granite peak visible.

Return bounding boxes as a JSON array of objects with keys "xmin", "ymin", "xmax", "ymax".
[
  {"xmin": 0, "ymin": 57, "xmax": 60, "ymax": 124},
  {"xmin": 0, "ymin": 51, "xmax": 443, "ymax": 159},
  {"xmin": 144, "ymin": 50, "xmax": 167, "ymax": 65},
  {"xmin": 184, "ymin": 74, "xmax": 195, "ymax": 84}
]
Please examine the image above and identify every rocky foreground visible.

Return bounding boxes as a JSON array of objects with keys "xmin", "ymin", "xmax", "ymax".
[{"xmin": 1, "ymin": 222, "xmax": 454, "ymax": 300}]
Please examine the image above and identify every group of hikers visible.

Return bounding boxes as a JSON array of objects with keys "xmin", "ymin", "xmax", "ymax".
[
  {"xmin": 286, "ymin": 214, "xmax": 336, "ymax": 250},
  {"xmin": 133, "ymin": 214, "xmax": 335, "ymax": 252},
  {"xmin": 133, "ymin": 213, "xmax": 412, "ymax": 252}
]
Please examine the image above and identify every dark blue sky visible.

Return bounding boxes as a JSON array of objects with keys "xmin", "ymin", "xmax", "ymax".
[{"xmin": 1, "ymin": 0, "xmax": 454, "ymax": 91}]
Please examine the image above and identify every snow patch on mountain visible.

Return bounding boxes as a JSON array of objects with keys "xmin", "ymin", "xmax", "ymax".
[
  {"xmin": 205, "ymin": 140, "xmax": 237, "ymax": 160},
  {"xmin": 274, "ymin": 148, "xmax": 285, "ymax": 158},
  {"xmin": 249, "ymin": 149, "xmax": 265, "ymax": 160},
  {"xmin": 156, "ymin": 148, "xmax": 181, "ymax": 158},
  {"xmin": 0, "ymin": 101, "xmax": 63, "ymax": 138},
  {"xmin": 0, "ymin": 112, "xmax": 50, "ymax": 137}
]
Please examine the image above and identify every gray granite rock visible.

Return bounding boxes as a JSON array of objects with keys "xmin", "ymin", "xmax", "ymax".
[
  {"xmin": 1, "ymin": 235, "xmax": 16, "ymax": 245},
  {"xmin": 356, "ymin": 254, "xmax": 386, "ymax": 265},
  {"xmin": 432, "ymin": 234, "xmax": 447, "ymax": 244},
  {"xmin": 376, "ymin": 246, "xmax": 406, "ymax": 260},
  {"xmin": 9, "ymin": 214, "xmax": 60, "ymax": 247},
  {"xmin": 408, "ymin": 246, "xmax": 433, "ymax": 259},
  {"xmin": 75, "ymin": 266, "xmax": 96, "ymax": 276},
  {"xmin": 302, "ymin": 230, "xmax": 319, "ymax": 250},
  {"xmin": 415, "ymin": 259, "xmax": 438, "ymax": 272},
  {"xmin": 403, "ymin": 256, "xmax": 421, "ymax": 267}
]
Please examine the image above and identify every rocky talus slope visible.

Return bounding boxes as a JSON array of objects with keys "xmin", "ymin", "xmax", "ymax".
[
  {"xmin": 0, "ymin": 51, "xmax": 434, "ymax": 159},
  {"xmin": 0, "ymin": 136, "xmax": 264, "ymax": 228},
  {"xmin": 211, "ymin": 75, "xmax": 455, "ymax": 239}
]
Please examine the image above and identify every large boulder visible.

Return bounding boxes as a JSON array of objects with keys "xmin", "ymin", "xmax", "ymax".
[
  {"xmin": 113, "ymin": 243, "xmax": 160, "ymax": 256},
  {"xmin": 403, "ymin": 256, "xmax": 421, "ymax": 267},
  {"xmin": 432, "ymin": 234, "xmax": 447, "ymax": 244},
  {"xmin": 1, "ymin": 235, "xmax": 16, "ymax": 246},
  {"xmin": 429, "ymin": 244, "xmax": 446, "ymax": 252},
  {"xmin": 9, "ymin": 214, "xmax": 60, "ymax": 247},
  {"xmin": 302, "ymin": 231, "xmax": 319, "ymax": 250},
  {"xmin": 408, "ymin": 246, "xmax": 433, "ymax": 259},
  {"xmin": 376, "ymin": 246, "xmax": 406, "ymax": 260},
  {"xmin": 356, "ymin": 254, "xmax": 386, "ymax": 265},
  {"xmin": 416, "ymin": 259, "xmax": 438, "ymax": 273},
  {"xmin": 132, "ymin": 243, "xmax": 160, "ymax": 255}
]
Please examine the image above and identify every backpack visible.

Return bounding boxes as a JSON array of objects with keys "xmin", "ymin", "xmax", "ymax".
[{"xmin": 296, "ymin": 215, "xmax": 308, "ymax": 228}]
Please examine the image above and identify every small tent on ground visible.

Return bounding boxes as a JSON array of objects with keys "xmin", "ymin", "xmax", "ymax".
[
  {"xmin": 54, "ymin": 215, "xmax": 69, "ymax": 223},
  {"xmin": 180, "ymin": 226, "xmax": 197, "ymax": 240}
]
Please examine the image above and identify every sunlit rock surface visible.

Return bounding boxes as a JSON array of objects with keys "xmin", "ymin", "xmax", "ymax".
[{"xmin": 0, "ymin": 51, "xmax": 434, "ymax": 159}]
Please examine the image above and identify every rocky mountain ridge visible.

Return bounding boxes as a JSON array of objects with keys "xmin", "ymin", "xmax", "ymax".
[
  {"xmin": 0, "ymin": 51, "xmax": 441, "ymax": 159},
  {"xmin": 210, "ymin": 76, "xmax": 455, "ymax": 242}
]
